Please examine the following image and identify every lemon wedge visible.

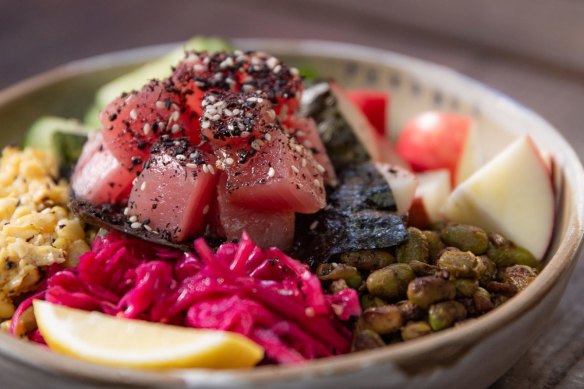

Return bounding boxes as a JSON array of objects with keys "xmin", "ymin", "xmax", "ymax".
[{"xmin": 33, "ymin": 300, "xmax": 264, "ymax": 369}]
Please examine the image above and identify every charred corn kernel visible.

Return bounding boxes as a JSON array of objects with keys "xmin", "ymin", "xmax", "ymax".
[{"xmin": 0, "ymin": 148, "xmax": 89, "ymax": 321}]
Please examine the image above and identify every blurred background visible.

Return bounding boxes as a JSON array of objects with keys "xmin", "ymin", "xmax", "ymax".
[{"xmin": 1, "ymin": 1, "xmax": 583, "ymax": 387}]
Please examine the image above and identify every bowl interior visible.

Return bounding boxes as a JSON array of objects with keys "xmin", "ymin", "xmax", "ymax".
[{"xmin": 0, "ymin": 39, "xmax": 582, "ymax": 387}]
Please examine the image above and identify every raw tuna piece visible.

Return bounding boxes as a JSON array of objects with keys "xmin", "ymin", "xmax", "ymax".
[
  {"xmin": 71, "ymin": 132, "xmax": 134, "ymax": 204},
  {"xmin": 216, "ymin": 174, "xmax": 295, "ymax": 250},
  {"xmin": 100, "ymin": 79, "xmax": 199, "ymax": 172},
  {"xmin": 221, "ymin": 129, "xmax": 326, "ymax": 214},
  {"xmin": 127, "ymin": 138, "xmax": 217, "ymax": 242},
  {"xmin": 199, "ymin": 90, "xmax": 278, "ymax": 149},
  {"xmin": 286, "ymin": 116, "xmax": 337, "ymax": 186},
  {"xmin": 171, "ymin": 51, "xmax": 302, "ymax": 118}
]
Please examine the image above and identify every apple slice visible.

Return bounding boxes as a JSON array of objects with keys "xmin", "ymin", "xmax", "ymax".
[
  {"xmin": 374, "ymin": 163, "xmax": 418, "ymax": 215},
  {"xmin": 395, "ymin": 112, "xmax": 482, "ymax": 186},
  {"xmin": 408, "ymin": 169, "xmax": 451, "ymax": 229},
  {"xmin": 441, "ymin": 135, "xmax": 554, "ymax": 259}
]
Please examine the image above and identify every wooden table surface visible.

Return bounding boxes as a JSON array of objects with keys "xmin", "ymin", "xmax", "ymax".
[{"xmin": 1, "ymin": 1, "xmax": 583, "ymax": 388}]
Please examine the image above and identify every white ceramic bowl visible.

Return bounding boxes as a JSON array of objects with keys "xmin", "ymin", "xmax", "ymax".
[{"xmin": 0, "ymin": 39, "xmax": 582, "ymax": 389}]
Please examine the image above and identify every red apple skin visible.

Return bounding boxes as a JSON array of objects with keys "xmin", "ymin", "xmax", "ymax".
[
  {"xmin": 408, "ymin": 197, "xmax": 432, "ymax": 229},
  {"xmin": 346, "ymin": 89, "xmax": 389, "ymax": 136},
  {"xmin": 395, "ymin": 112, "xmax": 473, "ymax": 185}
]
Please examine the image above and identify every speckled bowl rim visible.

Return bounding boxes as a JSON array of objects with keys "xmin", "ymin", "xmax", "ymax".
[{"xmin": 0, "ymin": 39, "xmax": 582, "ymax": 387}]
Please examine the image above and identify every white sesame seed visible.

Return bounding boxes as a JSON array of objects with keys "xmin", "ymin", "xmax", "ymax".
[
  {"xmin": 171, "ymin": 124, "xmax": 180, "ymax": 134},
  {"xmin": 257, "ymin": 98, "xmax": 264, "ymax": 104},
  {"xmin": 144, "ymin": 224, "xmax": 153, "ymax": 232},
  {"xmin": 225, "ymin": 109, "xmax": 235, "ymax": 117},
  {"xmin": 241, "ymin": 131, "xmax": 250, "ymax": 138},
  {"xmin": 207, "ymin": 164, "xmax": 215, "ymax": 175},
  {"xmin": 186, "ymin": 53, "xmax": 199, "ymax": 62},
  {"xmin": 206, "ymin": 107, "xmax": 217, "ymax": 115},
  {"xmin": 290, "ymin": 67, "xmax": 299, "ymax": 76},
  {"xmin": 247, "ymin": 97, "xmax": 257, "ymax": 103},
  {"xmin": 143, "ymin": 123, "xmax": 151, "ymax": 135},
  {"xmin": 132, "ymin": 177, "xmax": 138, "ymax": 186},
  {"xmin": 186, "ymin": 163, "xmax": 198, "ymax": 169},
  {"xmin": 207, "ymin": 95, "xmax": 216, "ymax": 103},
  {"xmin": 202, "ymin": 204, "xmax": 210, "ymax": 215},
  {"xmin": 273, "ymin": 65, "xmax": 282, "ymax": 74},
  {"xmin": 202, "ymin": 164, "xmax": 209, "ymax": 174},
  {"xmin": 266, "ymin": 57, "xmax": 278, "ymax": 69},
  {"xmin": 264, "ymin": 133, "xmax": 272, "ymax": 141},
  {"xmin": 295, "ymin": 130, "xmax": 306, "ymax": 137},
  {"xmin": 316, "ymin": 164, "xmax": 326, "ymax": 173},
  {"xmin": 140, "ymin": 181, "xmax": 147, "ymax": 191},
  {"xmin": 213, "ymin": 72, "xmax": 223, "ymax": 81},
  {"xmin": 158, "ymin": 121, "xmax": 166, "ymax": 131},
  {"xmin": 234, "ymin": 49, "xmax": 243, "ymax": 56},
  {"xmin": 201, "ymin": 120, "xmax": 210, "ymax": 129},
  {"xmin": 129, "ymin": 215, "xmax": 138, "ymax": 223},
  {"xmin": 214, "ymin": 100, "xmax": 225, "ymax": 108},
  {"xmin": 242, "ymin": 84, "xmax": 255, "ymax": 92},
  {"xmin": 310, "ymin": 221, "xmax": 319, "ymax": 230},
  {"xmin": 171, "ymin": 103, "xmax": 179, "ymax": 110},
  {"xmin": 193, "ymin": 63, "xmax": 205, "ymax": 72},
  {"xmin": 195, "ymin": 81, "xmax": 205, "ymax": 88},
  {"xmin": 268, "ymin": 167, "xmax": 275, "ymax": 178},
  {"xmin": 267, "ymin": 109, "xmax": 276, "ymax": 120},
  {"xmin": 155, "ymin": 101, "xmax": 165, "ymax": 109},
  {"xmin": 225, "ymin": 157, "xmax": 234, "ymax": 165},
  {"xmin": 212, "ymin": 114, "xmax": 221, "ymax": 121},
  {"xmin": 302, "ymin": 158, "xmax": 307, "ymax": 167},
  {"xmin": 292, "ymin": 166, "xmax": 300, "ymax": 174},
  {"xmin": 314, "ymin": 179, "xmax": 321, "ymax": 187},
  {"xmin": 171, "ymin": 111, "xmax": 180, "ymax": 122},
  {"xmin": 220, "ymin": 57, "xmax": 234, "ymax": 69},
  {"xmin": 130, "ymin": 109, "xmax": 137, "ymax": 120},
  {"xmin": 131, "ymin": 222, "xmax": 142, "ymax": 229},
  {"xmin": 176, "ymin": 154, "xmax": 186, "ymax": 160},
  {"xmin": 232, "ymin": 109, "xmax": 240, "ymax": 115},
  {"xmin": 226, "ymin": 78, "xmax": 236, "ymax": 86},
  {"xmin": 123, "ymin": 207, "xmax": 130, "ymax": 216}
]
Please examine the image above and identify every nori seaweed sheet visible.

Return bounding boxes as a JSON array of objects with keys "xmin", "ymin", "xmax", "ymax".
[
  {"xmin": 300, "ymin": 82, "xmax": 370, "ymax": 169},
  {"xmin": 292, "ymin": 163, "xmax": 408, "ymax": 267}
]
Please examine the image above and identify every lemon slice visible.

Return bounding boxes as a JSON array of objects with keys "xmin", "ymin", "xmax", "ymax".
[{"xmin": 33, "ymin": 300, "xmax": 264, "ymax": 369}]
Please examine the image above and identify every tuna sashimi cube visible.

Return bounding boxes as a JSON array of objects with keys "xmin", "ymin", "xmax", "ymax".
[
  {"xmin": 127, "ymin": 138, "xmax": 217, "ymax": 242},
  {"xmin": 71, "ymin": 132, "xmax": 134, "ymax": 204},
  {"xmin": 286, "ymin": 116, "xmax": 337, "ymax": 186},
  {"xmin": 216, "ymin": 174, "xmax": 295, "ymax": 250},
  {"xmin": 222, "ymin": 130, "xmax": 326, "ymax": 214}
]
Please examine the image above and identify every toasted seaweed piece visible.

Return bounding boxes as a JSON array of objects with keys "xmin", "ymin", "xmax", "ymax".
[
  {"xmin": 300, "ymin": 82, "xmax": 371, "ymax": 169},
  {"xmin": 292, "ymin": 163, "xmax": 408, "ymax": 266},
  {"xmin": 69, "ymin": 196, "xmax": 194, "ymax": 252}
]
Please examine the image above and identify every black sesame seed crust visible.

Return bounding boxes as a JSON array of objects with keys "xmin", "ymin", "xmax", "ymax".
[
  {"xmin": 100, "ymin": 79, "xmax": 197, "ymax": 171},
  {"xmin": 200, "ymin": 89, "xmax": 278, "ymax": 148},
  {"xmin": 172, "ymin": 51, "xmax": 302, "ymax": 110}
]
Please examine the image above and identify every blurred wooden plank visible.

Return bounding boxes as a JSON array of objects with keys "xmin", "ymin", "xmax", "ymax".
[{"xmin": 306, "ymin": 0, "xmax": 584, "ymax": 71}]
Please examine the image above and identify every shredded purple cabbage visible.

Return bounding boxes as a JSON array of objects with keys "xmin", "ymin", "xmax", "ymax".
[{"xmin": 17, "ymin": 231, "xmax": 361, "ymax": 364}]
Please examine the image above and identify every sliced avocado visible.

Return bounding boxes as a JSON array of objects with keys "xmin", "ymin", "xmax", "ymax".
[
  {"xmin": 85, "ymin": 36, "xmax": 233, "ymax": 127},
  {"xmin": 23, "ymin": 116, "xmax": 91, "ymax": 151},
  {"xmin": 24, "ymin": 116, "xmax": 91, "ymax": 177}
]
